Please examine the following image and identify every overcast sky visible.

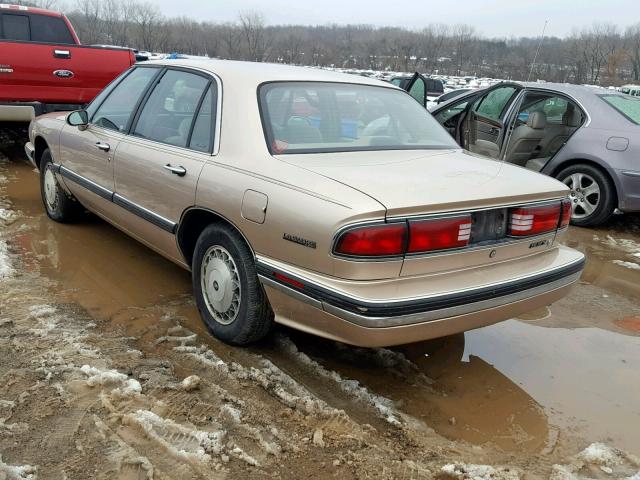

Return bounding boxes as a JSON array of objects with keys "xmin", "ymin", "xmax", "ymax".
[{"xmin": 149, "ymin": 0, "xmax": 635, "ymax": 38}]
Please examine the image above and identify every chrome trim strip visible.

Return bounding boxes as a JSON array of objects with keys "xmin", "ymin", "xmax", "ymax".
[
  {"xmin": 113, "ymin": 193, "xmax": 176, "ymax": 233},
  {"xmin": 257, "ymin": 257, "xmax": 583, "ymax": 328},
  {"xmin": 57, "ymin": 165, "xmax": 176, "ymax": 233},
  {"xmin": 621, "ymin": 170, "xmax": 640, "ymax": 178},
  {"xmin": 256, "ymin": 254, "xmax": 585, "ymax": 307},
  {"xmin": 323, "ymin": 271, "xmax": 581, "ymax": 328},
  {"xmin": 59, "ymin": 165, "xmax": 113, "ymax": 201}
]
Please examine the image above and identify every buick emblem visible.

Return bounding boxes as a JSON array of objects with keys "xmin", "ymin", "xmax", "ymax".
[
  {"xmin": 53, "ymin": 69, "xmax": 74, "ymax": 78},
  {"xmin": 489, "ymin": 249, "xmax": 497, "ymax": 258}
]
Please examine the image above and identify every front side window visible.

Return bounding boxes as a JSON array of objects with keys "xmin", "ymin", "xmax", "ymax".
[
  {"xmin": 30, "ymin": 14, "xmax": 74, "ymax": 44},
  {"xmin": 1, "ymin": 14, "xmax": 29, "ymax": 41},
  {"xmin": 600, "ymin": 94, "xmax": 640, "ymax": 125},
  {"xmin": 132, "ymin": 69, "xmax": 209, "ymax": 148},
  {"xmin": 91, "ymin": 67, "xmax": 158, "ymax": 132},
  {"xmin": 260, "ymin": 82, "xmax": 458, "ymax": 154},
  {"xmin": 473, "ymin": 86, "xmax": 518, "ymax": 120}
]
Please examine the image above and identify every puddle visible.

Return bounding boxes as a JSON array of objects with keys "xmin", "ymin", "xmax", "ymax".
[{"xmin": 3, "ymin": 152, "xmax": 640, "ymax": 457}]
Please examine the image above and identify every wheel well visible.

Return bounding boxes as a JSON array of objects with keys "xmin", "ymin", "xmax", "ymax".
[
  {"xmin": 33, "ymin": 136, "xmax": 49, "ymax": 170},
  {"xmin": 177, "ymin": 208, "xmax": 252, "ymax": 268},
  {"xmin": 550, "ymin": 158, "xmax": 619, "ymax": 206}
]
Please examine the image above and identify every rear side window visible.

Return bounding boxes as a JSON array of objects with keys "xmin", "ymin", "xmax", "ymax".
[
  {"xmin": 189, "ymin": 88, "xmax": 216, "ymax": 152},
  {"xmin": 30, "ymin": 14, "xmax": 74, "ymax": 44},
  {"xmin": 600, "ymin": 94, "xmax": 640, "ymax": 125},
  {"xmin": 1, "ymin": 14, "xmax": 30, "ymax": 41},
  {"xmin": 473, "ymin": 86, "xmax": 517, "ymax": 120},
  {"xmin": 132, "ymin": 69, "xmax": 209, "ymax": 148},
  {"xmin": 91, "ymin": 67, "xmax": 158, "ymax": 132}
]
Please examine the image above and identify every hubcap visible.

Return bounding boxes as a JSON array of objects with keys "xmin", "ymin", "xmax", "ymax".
[
  {"xmin": 200, "ymin": 245, "xmax": 241, "ymax": 325},
  {"xmin": 562, "ymin": 172, "xmax": 600, "ymax": 220},
  {"xmin": 44, "ymin": 168, "xmax": 58, "ymax": 209}
]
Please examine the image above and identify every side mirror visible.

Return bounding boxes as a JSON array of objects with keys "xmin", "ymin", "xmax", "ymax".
[{"xmin": 66, "ymin": 110, "xmax": 89, "ymax": 130}]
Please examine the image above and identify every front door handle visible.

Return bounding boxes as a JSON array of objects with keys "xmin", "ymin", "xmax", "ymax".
[
  {"xmin": 54, "ymin": 49, "xmax": 71, "ymax": 59},
  {"xmin": 95, "ymin": 142, "xmax": 110, "ymax": 152},
  {"xmin": 164, "ymin": 164, "xmax": 186, "ymax": 176}
]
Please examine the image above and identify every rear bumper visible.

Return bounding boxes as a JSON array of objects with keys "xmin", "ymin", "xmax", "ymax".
[
  {"xmin": 0, "ymin": 102, "xmax": 82, "ymax": 122},
  {"xmin": 0, "ymin": 104, "xmax": 35, "ymax": 122},
  {"xmin": 617, "ymin": 169, "xmax": 640, "ymax": 212},
  {"xmin": 257, "ymin": 248, "xmax": 585, "ymax": 347}
]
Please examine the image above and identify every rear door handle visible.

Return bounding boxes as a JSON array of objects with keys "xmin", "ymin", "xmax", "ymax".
[
  {"xmin": 53, "ymin": 49, "xmax": 71, "ymax": 59},
  {"xmin": 164, "ymin": 164, "xmax": 186, "ymax": 176},
  {"xmin": 95, "ymin": 142, "xmax": 110, "ymax": 152}
]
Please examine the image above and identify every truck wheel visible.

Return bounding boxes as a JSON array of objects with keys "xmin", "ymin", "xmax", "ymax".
[
  {"xmin": 556, "ymin": 164, "xmax": 616, "ymax": 227},
  {"xmin": 40, "ymin": 148, "xmax": 83, "ymax": 222},
  {"xmin": 192, "ymin": 223, "xmax": 273, "ymax": 345}
]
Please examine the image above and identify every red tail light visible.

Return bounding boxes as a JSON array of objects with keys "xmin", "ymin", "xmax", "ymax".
[
  {"xmin": 509, "ymin": 203, "xmax": 561, "ymax": 236},
  {"xmin": 408, "ymin": 216, "xmax": 472, "ymax": 253},
  {"xmin": 334, "ymin": 223, "xmax": 407, "ymax": 256},
  {"xmin": 559, "ymin": 198, "xmax": 572, "ymax": 228}
]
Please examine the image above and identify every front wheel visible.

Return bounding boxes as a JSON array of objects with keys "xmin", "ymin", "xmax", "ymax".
[
  {"xmin": 192, "ymin": 223, "xmax": 273, "ymax": 345},
  {"xmin": 556, "ymin": 164, "xmax": 616, "ymax": 227},
  {"xmin": 39, "ymin": 148, "xmax": 83, "ymax": 222}
]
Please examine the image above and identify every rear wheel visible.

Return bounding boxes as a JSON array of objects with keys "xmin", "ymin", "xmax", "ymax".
[
  {"xmin": 192, "ymin": 223, "xmax": 273, "ymax": 345},
  {"xmin": 39, "ymin": 148, "xmax": 83, "ymax": 222},
  {"xmin": 556, "ymin": 164, "xmax": 615, "ymax": 227}
]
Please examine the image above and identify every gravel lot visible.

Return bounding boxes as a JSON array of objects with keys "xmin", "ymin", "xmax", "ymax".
[{"xmin": 1, "ymin": 135, "xmax": 639, "ymax": 479}]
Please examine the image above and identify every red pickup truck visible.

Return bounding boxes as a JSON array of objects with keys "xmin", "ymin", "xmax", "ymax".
[{"xmin": 0, "ymin": 4, "xmax": 135, "ymax": 122}]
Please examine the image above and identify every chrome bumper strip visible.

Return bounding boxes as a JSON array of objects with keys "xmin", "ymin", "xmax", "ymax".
[{"xmin": 257, "ymin": 256, "xmax": 585, "ymax": 327}]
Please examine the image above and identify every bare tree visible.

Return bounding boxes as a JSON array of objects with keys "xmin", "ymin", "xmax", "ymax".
[{"xmin": 238, "ymin": 12, "xmax": 272, "ymax": 62}]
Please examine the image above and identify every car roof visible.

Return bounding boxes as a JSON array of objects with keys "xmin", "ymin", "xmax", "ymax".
[
  {"xmin": 143, "ymin": 59, "xmax": 397, "ymax": 89},
  {"xmin": 0, "ymin": 3, "xmax": 63, "ymax": 17}
]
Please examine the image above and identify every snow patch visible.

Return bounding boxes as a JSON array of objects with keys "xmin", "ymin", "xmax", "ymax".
[
  {"xmin": 276, "ymin": 335, "xmax": 402, "ymax": 426},
  {"xmin": 0, "ymin": 240, "xmax": 13, "ymax": 279},
  {"xmin": 441, "ymin": 463, "xmax": 520, "ymax": 479},
  {"xmin": 604, "ymin": 236, "xmax": 640, "ymax": 258},
  {"xmin": 0, "ymin": 455, "xmax": 37, "ymax": 480},
  {"xmin": 80, "ymin": 365, "xmax": 141, "ymax": 397},
  {"xmin": 612, "ymin": 260, "xmax": 640, "ymax": 271},
  {"xmin": 551, "ymin": 442, "xmax": 640, "ymax": 480},
  {"xmin": 123, "ymin": 409, "xmax": 229, "ymax": 463}
]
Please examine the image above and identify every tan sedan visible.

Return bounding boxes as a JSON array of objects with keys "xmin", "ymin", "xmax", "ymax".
[{"xmin": 24, "ymin": 60, "xmax": 585, "ymax": 347}]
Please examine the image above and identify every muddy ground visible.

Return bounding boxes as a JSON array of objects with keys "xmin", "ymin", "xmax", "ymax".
[{"xmin": 1, "ymin": 135, "xmax": 639, "ymax": 479}]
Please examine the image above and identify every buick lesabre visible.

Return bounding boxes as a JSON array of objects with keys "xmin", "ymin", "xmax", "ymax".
[{"xmin": 24, "ymin": 60, "xmax": 585, "ymax": 347}]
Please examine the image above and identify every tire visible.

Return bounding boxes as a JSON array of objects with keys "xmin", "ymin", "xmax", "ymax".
[
  {"xmin": 192, "ymin": 223, "xmax": 273, "ymax": 345},
  {"xmin": 39, "ymin": 148, "xmax": 83, "ymax": 222},
  {"xmin": 556, "ymin": 163, "xmax": 616, "ymax": 227}
]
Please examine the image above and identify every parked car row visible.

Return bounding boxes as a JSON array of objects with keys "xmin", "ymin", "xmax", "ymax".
[{"xmin": 24, "ymin": 59, "xmax": 585, "ymax": 348}]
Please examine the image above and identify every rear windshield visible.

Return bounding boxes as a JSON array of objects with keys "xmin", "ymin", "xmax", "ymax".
[
  {"xmin": 259, "ymin": 82, "xmax": 459, "ymax": 154},
  {"xmin": 600, "ymin": 94, "xmax": 640, "ymax": 125}
]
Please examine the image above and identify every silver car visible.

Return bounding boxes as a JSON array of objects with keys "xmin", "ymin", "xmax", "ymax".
[{"xmin": 404, "ymin": 77, "xmax": 640, "ymax": 226}]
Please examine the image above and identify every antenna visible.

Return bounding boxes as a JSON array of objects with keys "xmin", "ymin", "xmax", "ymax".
[{"xmin": 527, "ymin": 20, "xmax": 548, "ymax": 82}]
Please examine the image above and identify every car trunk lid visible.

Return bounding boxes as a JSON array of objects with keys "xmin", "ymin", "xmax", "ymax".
[{"xmin": 281, "ymin": 149, "xmax": 569, "ymax": 218}]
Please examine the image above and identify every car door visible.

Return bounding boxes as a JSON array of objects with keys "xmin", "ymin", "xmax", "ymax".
[
  {"xmin": 462, "ymin": 84, "xmax": 522, "ymax": 159},
  {"xmin": 403, "ymin": 72, "xmax": 429, "ymax": 108},
  {"xmin": 58, "ymin": 66, "xmax": 159, "ymax": 209},
  {"xmin": 113, "ymin": 68, "xmax": 216, "ymax": 237}
]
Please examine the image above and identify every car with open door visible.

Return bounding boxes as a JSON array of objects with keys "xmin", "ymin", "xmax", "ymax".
[
  {"xmin": 404, "ymin": 77, "xmax": 640, "ymax": 227},
  {"xmin": 25, "ymin": 60, "xmax": 584, "ymax": 348}
]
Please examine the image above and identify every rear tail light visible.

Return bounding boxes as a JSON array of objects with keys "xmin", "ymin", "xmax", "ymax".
[
  {"xmin": 334, "ymin": 223, "xmax": 407, "ymax": 257},
  {"xmin": 509, "ymin": 203, "xmax": 561, "ymax": 236},
  {"xmin": 408, "ymin": 216, "xmax": 472, "ymax": 253},
  {"xmin": 559, "ymin": 198, "xmax": 572, "ymax": 228}
]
